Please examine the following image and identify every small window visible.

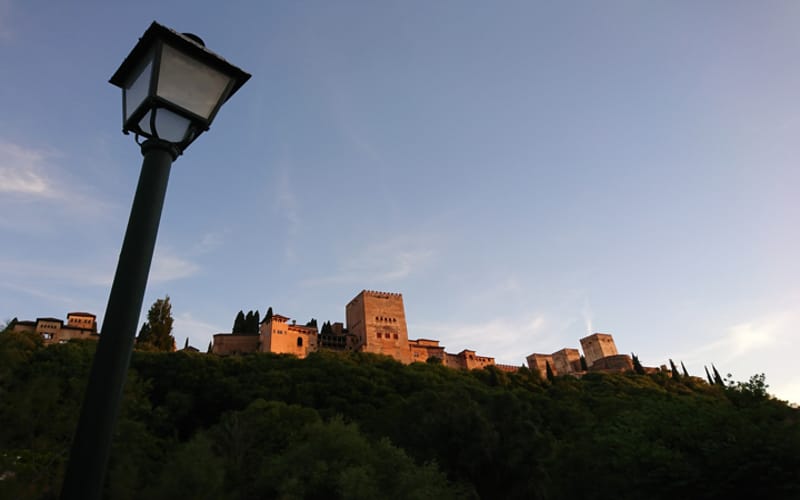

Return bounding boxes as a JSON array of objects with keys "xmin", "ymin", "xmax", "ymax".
[
  {"xmin": 393, "ymin": 333, "xmax": 398, "ymax": 340},
  {"xmin": 297, "ymin": 337, "xmax": 303, "ymax": 347}
]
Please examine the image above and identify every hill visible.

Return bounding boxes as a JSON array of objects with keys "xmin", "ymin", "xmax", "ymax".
[{"xmin": 1, "ymin": 331, "xmax": 798, "ymax": 499}]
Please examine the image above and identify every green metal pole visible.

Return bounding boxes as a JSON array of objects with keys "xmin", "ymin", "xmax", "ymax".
[{"xmin": 60, "ymin": 139, "xmax": 179, "ymax": 500}]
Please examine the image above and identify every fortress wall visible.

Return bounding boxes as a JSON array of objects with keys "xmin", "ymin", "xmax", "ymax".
[{"xmin": 211, "ymin": 334, "xmax": 260, "ymax": 356}]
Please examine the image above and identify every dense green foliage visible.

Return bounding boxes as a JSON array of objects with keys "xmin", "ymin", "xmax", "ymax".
[
  {"xmin": 1, "ymin": 330, "xmax": 798, "ymax": 499},
  {"xmin": 136, "ymin": 296, "xmax": 175, "ymax": 352}
]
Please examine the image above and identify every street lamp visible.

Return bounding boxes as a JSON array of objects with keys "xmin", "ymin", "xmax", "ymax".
[{"xmin": 60, "ymin": 22, "xmax": 249, "ymax": 500}]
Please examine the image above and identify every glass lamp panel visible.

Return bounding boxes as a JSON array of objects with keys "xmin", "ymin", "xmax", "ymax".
[
  {"xmin": 136, "ymin": 108, "xmax": 193, "ymax": 143},
  {"xmin": 124, "ymin": 58, "xmax": 153, "ymax": 122},
  {"xmin": 156, "ymin": 44, "xmax": 233, "ymax": 120}
]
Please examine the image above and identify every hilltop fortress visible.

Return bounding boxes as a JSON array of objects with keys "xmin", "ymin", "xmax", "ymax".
[
  {"xmin": 10, "ymin": 289, "xmax": 648, "ymax": 377},
  {"xmin": 211, "ymin": 290, "xmax": 643, "ymax": 376}
]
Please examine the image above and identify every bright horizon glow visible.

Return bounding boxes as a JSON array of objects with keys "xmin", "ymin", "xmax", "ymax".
[{"xmin": 1, "ymin": 2, "xmax": 799, "ymax": 403}]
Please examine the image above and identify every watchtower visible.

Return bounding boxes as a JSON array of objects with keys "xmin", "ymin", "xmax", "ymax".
[
  {"xmin": 345, "ymin": 290, "xmax": 411, "ymax": 363},
  {"xmin": 580, "ymin": 333, "xmax": 619, "ymax": 368}
]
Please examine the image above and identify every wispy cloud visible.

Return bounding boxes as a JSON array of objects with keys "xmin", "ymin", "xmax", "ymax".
[
  {"xmin": 0, "ymin": 245, "xmax": 200, "ymax": 291},
  {"xmin": 0, "ymin": 141, "xmax": 57, "ymax": 197},
  {"xmin": 192, "ymin": 231, "xmax": 226, "ymax": 255},
  {"xmin": 0, "ymin": 257, "xmax": 113, "ymax": 288},
  {"xmin": 0, "ymin": 140, "xmax": 118, "ymax": 233},
  {"xmin": 581, "ymin": 298, "xmax": 594, "ymax": 336},
  {"xmin": 0, "ymin": 281, "xmax": 86, "ymax": 307},
  {"xmin": 301, "ymin": 236, "xmax": 435, "ymax": 287},
  {"xmin": 149, "ymin": 248, "xmax": 200, "ymax": 283},
  {"xmin": 679, "ymin": 309, "xmax": 795, "ymax": 366}
]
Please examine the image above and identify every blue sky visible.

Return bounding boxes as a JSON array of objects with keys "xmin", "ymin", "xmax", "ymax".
[{"xmin": 2, "ymin": 2, "xmax": 799, "ymax": 402}]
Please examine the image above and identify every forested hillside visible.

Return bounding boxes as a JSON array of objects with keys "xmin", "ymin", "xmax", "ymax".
[{"xmin": 1, "ymin": 329, "xmax": 798, "ymax": 499}]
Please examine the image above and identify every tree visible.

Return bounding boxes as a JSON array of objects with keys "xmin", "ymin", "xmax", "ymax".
[
  {"xmin": 305, "ymin": 318, "xmax": 318, "ymax": 329},
  {"xmin": 712, "ymin": 364, "xmax": 725, "ymax": 386},
  {"xmin": 580, "ymin": 355, "xmax": 588, "ymax": 371},
  {"xmin": 731, "ymin": 373, "xmax": 769, "ymax": 399},
  {"xmin": 137, "ymin": 296, "xmax": 175, "ymax": 351},
  {"xmin": 234, "ymin": 310, "xmax": 261, "ymax": 335},
  {"xmin": 264, "ymin": 307, "xmax": 273, "ymax": 323},
  {"xmin": 320, "ymin": 321, "xmax": 332, "ymax": 336},
  {"xmin": 232, "ymin": 311, "xmax": 245, "ymax": 334},
  {"xmin": 705, "ymin": 366, "xmax": 714, "ymax": 385},
  {"xmin": 2, "ymin": 317, "xmax": 18, "ymax": 332},
  {"xmin": 545, "ymin": 361, "xmax": 554, "ymax": 382},
  {"xmin": 632, "ymin": 353, "xmax": 645, "ymax": 375},
  {"xmin": 669, "ymin": 359, "xmax": 681, "ymax": 380},
  {"xmin": 681, "ymin": 361, "xmax": 689, "ymax": 378}
]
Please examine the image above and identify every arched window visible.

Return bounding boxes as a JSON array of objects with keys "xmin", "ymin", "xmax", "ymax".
[{"xmin": 297, "ymin": 337, "xmax": 303, "ymax": 347}]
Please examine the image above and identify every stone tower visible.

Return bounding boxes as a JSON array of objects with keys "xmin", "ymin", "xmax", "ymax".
[
  {"xmin": 580, "ymin": 333, "xmax": 619, "ymax": 368},
  {"xmin": 345, "ymin": 290, "xmax": 411, "ymax": 363}
]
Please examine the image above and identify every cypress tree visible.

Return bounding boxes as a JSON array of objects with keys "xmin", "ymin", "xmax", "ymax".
[
  {"xmin": 632, "ymin": 353, "xmax": 645, "ymax": 375},
  {"xmin": 233, "ymin": 311, "xmax": 245, "ymax": 333},
  {"xmin": 207, "ymin": 340, "xmax": 212, "ymax": 353},
  {"xmin": 137, "ymin": 322, "xmax": 152, "ymax": 345},
  {"xmin": 320, "ymin": 321, "xmax": 332, "ymax": 335},
  {"xmin": 265, "ymin": 307, "xmax": 273, "ymax": 323},
  {"xmin": 184, "ymin": 338, "xmax": 189, "ymax": 349},
  {"xmin": 253, "ymin": 311, "xmax": 261, "ymax": 332},
  {"xmin": 306, "ymin": 318, "xmax": 318, "ymax": 329},
  {"xmin": 712, "ymin": 364, "xmax": 725, "ymax": 386},
  {"xmin": 545, "ymin": 361, "xmax": 555, "ymax": 382},
  {"xmin": 580, "ymin": 355, "xmax": 588, "ymax": 371},
  {"xmin": 705, "ymin": 366, "xmax": 714, "ymax": 385},
  {"xmin": 681, "ymin": 361, "xmax": 689, "ymax": 377},
  {"xmin": 669, "ymin": 359, "xmax": 681, "ymax": 380},
  {"xmin": 245, "ymin": 311, "xmax": 254, "ymax": 333},
  {"xmin": 3, "ymin": 317, "xmax": 18, "ymax": 331}
]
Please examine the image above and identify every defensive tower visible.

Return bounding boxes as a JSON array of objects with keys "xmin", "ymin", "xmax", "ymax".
[
  {"xmin": 580, "ymin": 333, "xmax": 618, "ymax": 368},
  {"xmin": 345, "ymin": 290, "xmax": 411, "ymax": 363}
]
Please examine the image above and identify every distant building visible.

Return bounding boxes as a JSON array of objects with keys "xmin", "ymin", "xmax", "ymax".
[
  {"xmin": 552, "ymin": 348, "xmax": 582, "ymax": 375},
  {"xmin": 211, "ymin": 290, "xmax": 498, "ymax": 370},
  {"xmin": 580, "ymin": 333, "xmax": 619, "ymax": 368},
  {"xmin": 318, "ymin": 322, "xmax": 360, "ymax": 352},
  {"xmin": 259, "ymin": 314, "xmax": 318, "ymax": 358},
  {"xmin": 212, "ymin": 313, "xmax": 320, "ymax": 357},
  {"xmin": 210, "ymin": 332, "xmax": 259, "ymax": 356},
  {"xmin": 12, "ymin": 312, "xmax": 98, "ymax": 345},
  {"xmin": 208, "ymin": 290, "xmax": 657, "ymax": 377},
  {"xmin": 409, "ymin": 338, "xmax": 445, "ymax": 363},
  {"xmin": 527, "ymin": 333, "xmax": 637, "ymax": 377},
  {"xmin": 346, "ymin": 290, "xmax": 411, "ymax": 363},
  {"xmin": 444, "ymin": 349, "xmax": 495, "ymax": 370},
  {"xmin": 526, "ymin": 353, "xmax": 555, "ymax": 375}
]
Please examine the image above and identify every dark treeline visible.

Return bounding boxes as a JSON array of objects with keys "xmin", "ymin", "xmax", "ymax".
[{"xmin": 1, "ymin": 329, "xmax": 799, "ymax": 499}]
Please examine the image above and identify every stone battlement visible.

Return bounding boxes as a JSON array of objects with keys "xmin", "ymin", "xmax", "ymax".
[{"xmin": 362, "ymin": 290, "xmax": 403, "ymax": 298}]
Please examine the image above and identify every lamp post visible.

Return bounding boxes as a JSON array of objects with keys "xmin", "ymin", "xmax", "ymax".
[{"xmin": 60, "ymin": 22, "xmax": 249, "ymax": 500}]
